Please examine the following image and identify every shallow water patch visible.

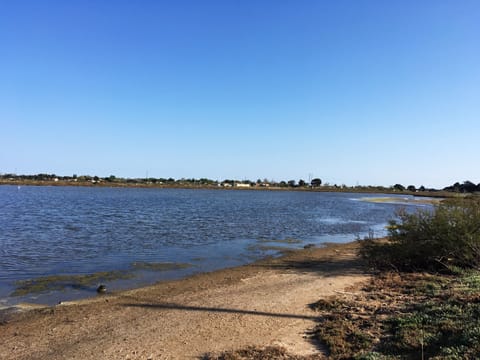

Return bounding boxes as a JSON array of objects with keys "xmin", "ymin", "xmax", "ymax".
[{"xmin": 12, "ymin": 262, "xmax": 194, "ymax": 297}]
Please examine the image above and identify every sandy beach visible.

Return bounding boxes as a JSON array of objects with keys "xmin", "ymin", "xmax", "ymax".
[{"xmin": 1, "ymin": 241, "xmax": 369, "ymax": 360}]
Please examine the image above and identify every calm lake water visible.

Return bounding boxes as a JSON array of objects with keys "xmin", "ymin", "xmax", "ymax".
[{"xmin": 0, "ymin": 186, "xmax": 430, "ymax": 307}]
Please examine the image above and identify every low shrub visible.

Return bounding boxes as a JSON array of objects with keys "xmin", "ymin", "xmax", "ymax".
[{"xmin": 361, "ymin": 197, "xmax": 480, "ymax": 272}]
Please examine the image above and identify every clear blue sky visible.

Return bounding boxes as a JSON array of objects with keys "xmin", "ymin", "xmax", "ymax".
[{"xmin": 1, "ymin": 1, "xmax": 479, "ymax": 188}]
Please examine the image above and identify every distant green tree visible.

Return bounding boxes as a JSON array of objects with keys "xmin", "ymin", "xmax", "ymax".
[
  {"xmin": 298, "ymin": 179, "xmax": 306, "ymax": 187},
  {"xmin": 288, "ymin": 180, "xmax": 296, "ymax": 187},
  {"xmin": 393, "ymin": 184, "xmax": 405, "ymax": 191},
  {"xmin": 452, "ymin": 182, "xmax": 462, "ymax": 192},
  {"xmin": 311, "ymin": 178, "xmax": 322, "ymax": 187},
  {"xmin": 407, "ymin": 185, "xmax": 416, "ymax": 192},
  {"xmin": 462, "ymin": 181, "xmax": 478, "ymax": 193},
  {"xmin": 199, "ymin": 178, "xmax": 215, "ymax": 185}
]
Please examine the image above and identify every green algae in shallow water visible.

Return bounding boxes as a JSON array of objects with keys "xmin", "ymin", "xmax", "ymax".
[
  {"xmin": 130, "ymin": 262, "xmax": 193, "ymax": 271},
  {"xmin": 249, "ymin": 238, "xmax": 302, "ymax": 254},
  {"xmin": 247, "ymin": 244, "xmax": 295, "ymax": 254},
  {"xmin": 12, "ymin": 262, "xmax": 194, "ymax": 296},
  {"xmin": 257, "ymin": 238, "xmax": 303, "ymax": 244},
  {"xmin": 12, "ymin": 270, "xmax": 134, "ymax": 296}
]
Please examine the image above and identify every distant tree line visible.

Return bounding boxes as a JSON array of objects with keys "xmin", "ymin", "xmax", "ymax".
[
  {"xmin": 0, "ymin": 173, "xmax": 321, "ymax": 188},
  {"xmin": 0, "ymin": 173, "xmax": 327, "ymax": 188},
  {"xmin": 443, "ymin": 181, "xmax": 480, "ymax": 193},
  {"xmin": 2, "ymin": 173, "xmax": 478, "ymax": 193},
  {"xmin": 389, "ymin": 181, "xmax": 480, "ymax": 194}
]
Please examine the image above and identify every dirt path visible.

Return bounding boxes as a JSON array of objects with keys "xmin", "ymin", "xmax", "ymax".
[{"xmin": 1, "ymin": 242, "xmax": 369, "ymax": 360}]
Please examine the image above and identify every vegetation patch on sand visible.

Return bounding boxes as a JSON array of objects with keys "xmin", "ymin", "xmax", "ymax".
[
  {"xmin": 12, "ymin": 271, "xmax": 134, "ymax": 296},
  {"xmin": 310, "ymin": 270, "xmax": 480, "ymax": 359},
  {"xmin": 203, "ymin": 346, "xmax": 321, "ymax": 359}
]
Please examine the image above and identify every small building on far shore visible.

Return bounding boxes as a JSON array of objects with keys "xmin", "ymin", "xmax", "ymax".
[{"xmin": 235, "ymin": 183, "xmax": 251, "ymax": 188}]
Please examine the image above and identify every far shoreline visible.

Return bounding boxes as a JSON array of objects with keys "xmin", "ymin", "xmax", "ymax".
[{"xmin": 0, "ymin": 179, "xmax": 449, "ymax": 198}]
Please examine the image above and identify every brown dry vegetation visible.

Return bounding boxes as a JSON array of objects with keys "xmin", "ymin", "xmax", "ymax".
[{"xmin": 203, "ymin": 346, "xmax": 322, "ymax": 360}]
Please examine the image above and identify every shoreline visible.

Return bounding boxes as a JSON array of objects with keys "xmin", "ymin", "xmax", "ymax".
[
  {"xmin": 0, "ymin": 240, "xmax": 356, "ymax": 312},
  {"xmin": 1, "ymin": 240, "xmax": 369, "ymax": 359},
  {"xmin": 1, "ymin": 238, "xmax": 358, "ymax": 310}
]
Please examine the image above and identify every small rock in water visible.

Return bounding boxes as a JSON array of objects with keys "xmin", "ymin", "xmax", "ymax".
[{"xmin": 97, "ymin": 285, "xmax": 107, "ymax": 294}]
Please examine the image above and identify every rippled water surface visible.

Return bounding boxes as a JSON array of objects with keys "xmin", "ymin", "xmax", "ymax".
[{"xmin": 0, "ymin": 186, "xmax": 429, "ymax": 306}]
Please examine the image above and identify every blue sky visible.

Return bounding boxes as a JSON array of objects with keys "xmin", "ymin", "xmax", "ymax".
[{"xmin": 1, "ymin": 1, "xmax": 479, "ymax": 188}]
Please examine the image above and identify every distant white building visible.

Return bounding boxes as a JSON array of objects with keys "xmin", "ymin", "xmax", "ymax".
[{"xmin": 235, "ymin": 183, "xmax": 251, "ymax": 188}]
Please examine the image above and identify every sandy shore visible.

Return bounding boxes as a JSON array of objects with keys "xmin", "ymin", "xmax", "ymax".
[{"xmin": 1, "ymin": 241, "xmax": 369, "ymax": 360}]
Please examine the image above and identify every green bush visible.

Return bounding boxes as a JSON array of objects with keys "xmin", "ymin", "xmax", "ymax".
[{"xmin": 361, "ymin": 197, "xmax": 480, "ymax": 272}]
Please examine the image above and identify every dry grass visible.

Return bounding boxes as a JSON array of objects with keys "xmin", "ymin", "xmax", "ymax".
[
  {"xmin": 203, "ymin": 346, "xmax": 323, "ymax": 360},
  {"xmin": 312, "ymin": 271, "xmax": 480, "ymax": 359}
]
